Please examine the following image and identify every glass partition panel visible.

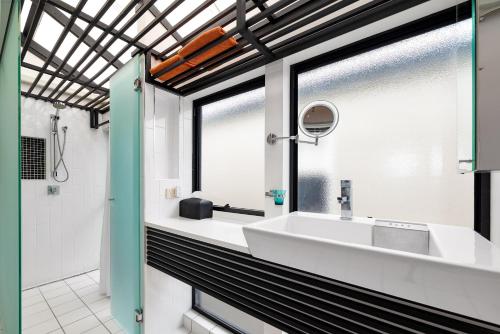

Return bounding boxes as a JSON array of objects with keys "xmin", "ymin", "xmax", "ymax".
[
  {"xmin": 109, "ymin": 55, "xmax": 142, "ymax": 334},
  {"xmin": 0, "ymin": 1, "xmax": 20, "ymax": 333},
  {"xmin": 297, "ymin": 20, "xmax": 474, "ymax": 227}
]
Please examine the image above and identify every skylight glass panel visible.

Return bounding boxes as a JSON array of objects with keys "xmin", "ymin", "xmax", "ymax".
[
  {"xmin": 224, "ymin": 21, "xmax": 236, "ymax": 31},
  {"xmin": 214, "ymin": 0, "xmax": 233, "ymax": 12},
  {"xmin": 116, "ymin": 45, "xmax": 135, "ymax": 66},
  {"xmin": 155, "ymin": 0, "xmax": 176, "ymax": 12},
  {"xmin": 20, "ymin": 0, "xmax": 32, "ymax": 32},
  {"xmin": 24, "ymin": 52, "xmax": 46, "ymax": 68},
  {"xmin": 41, "ymin": 77, "xmax": 63, "ymax": 98},
  {"xmin": 108, "ymin": 39, "xmax": 127, "ymax": 58},
  {"xmin": 82, "ymin": 0, "xmax": 106, "ymax": 17},
  {"xmin": 102, "ymin": 82, "xmax": 110, "ymax": 89},
  {"xmin": 33, "ymin": 13, "xmax": 64, "ymax": 52},
  {"xmin": 55, "ymin": 33, "xmax": 78, "ymax": 62},
  {"xmin": 153, "ymin": 35, "xmax": 177, "ymax": 54},
  {"xmin": 83, "ymin": 57, "xmax": 109, "ymax": 80},
  {"xmin": 67, "ymin": 43, "xmax": 90, "ymax": 67},
  {"xmin": 30, "ymin": 73, "xmax": 52, "ymax": 95},
  {"xmin": 61, "ymin": 0, "xmax": 80, "ymax": 8},
  {"xmin": 88, "ymin": 93, "xmax": 101, "ymax": 101},
  {"xmin": 118, "ymin": 47, "xmax": 135, "ymax": 65},
  {"xmin": 101, "ymin": 0, "xmax": 129, "ymax": 26},
  {"xmin": 95, "ymin": 66, "xmax": 116, "ymax": 85},
  {"xmin": 246, "ymin": 8, "xmax": 260, "ymax": 20},
  {"xmin": 167, "ymin": 0, "xmax": 204, "ymax": 26},
  {"xmin": 138, "ymin": 23, "xmax": 167, "ymax": 47},
  {"xmin": 120, "ymin": 9, "xmax": 140, "ymax": 38},
  {"xmin": 74, "ymin": 18, "xmax": 89, "ymax": 32},
  {"xmin": 88, "ymin": 26, "xmax": 105, "ymax": 41},
  {"xmin": 21, "ymin": 67, "xmax": 39, "ymax": 85},
  {"xmin": 178, "ymin": 5, "xmax": 219, "ymax": 37}
]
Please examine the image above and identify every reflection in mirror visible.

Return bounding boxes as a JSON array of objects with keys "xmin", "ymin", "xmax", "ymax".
[
  {"xmin": 299, "ymin": 101, "xmax": 339, "ymax": 138},
  {"xmin": 478, "ymin": 0, "xmax": 500, "ymax": 16}
]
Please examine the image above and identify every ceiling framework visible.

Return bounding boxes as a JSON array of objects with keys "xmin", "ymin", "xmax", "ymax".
[{"xmin": 21, "ymin": 0, "xmax": 429, "ymax": 114}]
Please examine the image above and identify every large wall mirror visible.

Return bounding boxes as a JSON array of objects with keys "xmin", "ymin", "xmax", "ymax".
[{"xmin": 476, "ymin": 0, "xmax": 500, "ymax": 170}]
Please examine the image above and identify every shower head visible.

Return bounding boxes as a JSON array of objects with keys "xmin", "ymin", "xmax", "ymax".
[{"xmin": 53, "ymin": 101, "xmax": 66, "ymax": 110}]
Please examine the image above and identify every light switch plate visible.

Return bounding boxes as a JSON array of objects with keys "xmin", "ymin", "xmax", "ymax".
[{"xmin": 165, "ymin": 187, "xmax": 177, "ymax": 199}]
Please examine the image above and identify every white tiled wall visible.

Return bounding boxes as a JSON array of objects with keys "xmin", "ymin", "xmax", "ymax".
[
  {"xmin": 21, "ymin": 97, "xmax": 108, "ymax": 289},
  {"xmin": 143, "ymin": 83, "xmax": 183, "ymax": 223}
]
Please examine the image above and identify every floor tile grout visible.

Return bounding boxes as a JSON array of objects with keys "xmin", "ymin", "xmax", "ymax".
[
  {"xmin": 23, "ymin": 271, "xmax": 117, "ymax": 334},
  {"xmin": 63, "ymin": 278, "xmax": 112, "ymax": 333},
  {"xmin": 38, "ymin": 284, "xmax": 65, "ymax": 334},
  {"xmin": 22, "ymin": 269, "xmax": 100, "ymax": 291}
]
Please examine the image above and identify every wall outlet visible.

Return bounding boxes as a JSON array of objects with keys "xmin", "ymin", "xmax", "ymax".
[
  {"xmin": 47, "ymin": 185, "xmax": 60, "ymax": 195},
  {"xmin": 165, "ymin": 187, "xmax": 177, "ymax": 199}
]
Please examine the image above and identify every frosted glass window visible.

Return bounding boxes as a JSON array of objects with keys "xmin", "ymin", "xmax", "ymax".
[
  {"xmin": 297, "ymin": 20, "xmax": 474, "ymax": 227},
  {"xmin": 200, "ymin": 87, "xmax": 265, "ymax": 211}
]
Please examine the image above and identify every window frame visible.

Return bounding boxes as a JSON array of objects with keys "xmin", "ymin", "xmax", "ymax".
[
  {"xmin": 289, "ymin": 2, "xmax": 491, "ymax": 239},
  {"xmin": 192, "ymin": 76, "xmax": 266, "ymax": 217}
]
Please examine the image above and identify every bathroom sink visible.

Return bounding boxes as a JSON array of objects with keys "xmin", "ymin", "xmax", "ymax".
[{"xmin": 242, "ymin": 212, "xmax": 500, "ymax": 325}]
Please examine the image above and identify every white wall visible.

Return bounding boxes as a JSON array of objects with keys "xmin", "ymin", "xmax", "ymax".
[
  {"xmin": 21, "ymin": 97, "xmax": 108, "ymax": 289},
  {"xmin": 143, "ymin": 83, "xmax": 183, "ymax": 223}
]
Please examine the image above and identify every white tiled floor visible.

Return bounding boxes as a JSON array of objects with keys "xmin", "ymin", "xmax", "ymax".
[{"xmin": 22, "ymin": 270, "xmax": 124, "ymax": 334}]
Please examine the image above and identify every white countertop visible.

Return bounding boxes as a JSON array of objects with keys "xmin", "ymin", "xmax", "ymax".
[{"xmin": 145, "ymin": 216, "xmax": 251, "ymax": 254}]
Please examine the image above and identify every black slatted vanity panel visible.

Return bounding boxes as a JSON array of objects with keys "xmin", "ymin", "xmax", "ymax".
[{"xmin": 146, "ymin": 227, "xmax": 500, "ymax": 334}]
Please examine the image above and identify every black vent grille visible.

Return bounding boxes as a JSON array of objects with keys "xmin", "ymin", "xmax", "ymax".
[
  {"xmin": 21, "ymin": 136, "xmax": 46, "ymax": 180},
  {"xmin": 146, "ymin": 227, "xmax": 500, "ymax": 334}
]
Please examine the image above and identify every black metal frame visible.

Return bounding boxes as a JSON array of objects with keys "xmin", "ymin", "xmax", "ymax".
[
  {"xmin": 21, "ymin": 0, "xmax": 431, "ymax": 122},
  {"xmin": 193, "ymin": 288, "xmax": 247, "ymax": 334},
  {"xmin": 144, "ymin": 0, "xmax": 429, "ymax": 96},
  {"xmin": 192, "ymin": 76, "xmax": 265, "ymax": 217},
  {"xmin": 475, "ymin": 172, "xmax": 491, "ymax": 239},
  {"xmin": 288, "ymin": 2, "xmax": 491, "ymax": 235}
]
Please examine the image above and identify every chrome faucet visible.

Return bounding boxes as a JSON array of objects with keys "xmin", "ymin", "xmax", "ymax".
[{"xmin": 337, "ymin": 180, "xmax": 352, "ymax": 220}]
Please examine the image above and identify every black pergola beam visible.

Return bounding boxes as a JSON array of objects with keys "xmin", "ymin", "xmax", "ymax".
[
  {"xmin": 24, "ymin": 39, "xmax": 97, "ymax": 90},
  {"xmin": 163, "ymin": 0, "xmax": 318, "ymax": 87},
  {"xmin": 36, "ymin": 0, "xmax": 117, "ymax": 97},
  {"xmin": 27, "ymin": 0, "xmax": 88, "ymax": 95},
  {"xmin": 252, "ymin": 0, "xmax": 276, "ymax": 23},
  {"xmin": 21, "ymin": 90, "xmax": 95, "ymax": 111},
  {"xmin": 49, "ymin": 0, "xmax": 144, "ymax": 100},
  {"xmin": 45, "ymin": 0, "xmax": 161, "ymax": 57},
  {"xmin": 178, "ymin": 0, "xmax": 428, "ymax": 95},
  {"xmin": 237, "ymin": 0, "xmax": 274, "ymax": 60},
  {"xmin": 149, "ymin": 4, "xmax": 183, "ymax": 43},
  {"xmin": 169, "ymin": 0, "xmax": 354, "ymax": 88},
  {"xmin": 21, "ymin": 62, "xmax": 108, "ymax": 95},
  {"xmin": 151, "ymin": 0, "xmax": 295, "ymax": 81},
  {"xmin": 62, "ymin": 0, "xmax": 186, "ymax": 103},
  {"xmin": 85, "ymin": 93, "xmax": 108, "ymax": 109},
  {"xmin": 157, "ymin": 0, "xmax": 261, "ymax": 59},
  {"xmin": 44, "ymin": 3, "xmax": 123, "ymax": 69},
  {"xmin": 21, "ymin": 0, "xmax": 46, "ymax": 60},
  {"xmin": 138, "ymin": 0, "xmax": 217, "ymax": 57}
]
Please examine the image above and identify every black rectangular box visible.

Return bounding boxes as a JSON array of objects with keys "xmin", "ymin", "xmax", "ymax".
[{"xmin": 179, "ymin": 198, "xmax": 213, "ymax": 220}]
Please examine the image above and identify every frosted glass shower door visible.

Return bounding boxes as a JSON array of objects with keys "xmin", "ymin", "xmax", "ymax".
[
  {"xmin": 0, "ymin": 1, "xmax": 20, "ymax": 333},
  {"xmin": 109, "ymin": 55, "xmax": 142, "ymax": 334}
]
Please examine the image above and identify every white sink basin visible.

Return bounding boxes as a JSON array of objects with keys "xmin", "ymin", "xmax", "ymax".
[{"xmin": 243, "ymin": 212, "xmax": 500, "ymax": 325}]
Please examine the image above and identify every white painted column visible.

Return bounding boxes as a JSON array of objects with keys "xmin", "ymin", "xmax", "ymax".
[{"xmin": 265, "ymin": 59, "xmax": 290, "ymax": 217}]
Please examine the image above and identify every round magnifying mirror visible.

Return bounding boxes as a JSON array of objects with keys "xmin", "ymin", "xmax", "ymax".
[{"xmin": 298, "ymin": 101, "xmax": 339, "ymax": 138}]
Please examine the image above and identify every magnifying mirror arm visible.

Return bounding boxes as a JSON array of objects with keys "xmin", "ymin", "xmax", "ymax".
[{"xmin": 267, "ymin": 133, "xmax": 318, "ymax": 146}]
